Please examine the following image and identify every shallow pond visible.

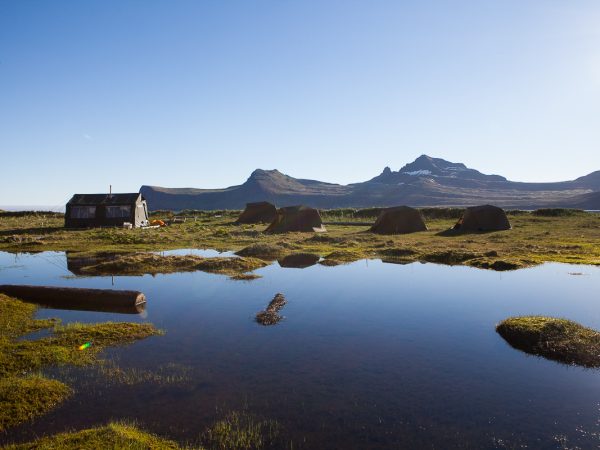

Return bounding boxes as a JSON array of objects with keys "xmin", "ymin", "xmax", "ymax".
[{"xmin": 1, "ymin": 251, "xmax": 600, "ymax": 448}]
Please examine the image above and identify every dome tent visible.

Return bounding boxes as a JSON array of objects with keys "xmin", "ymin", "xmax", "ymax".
[
  {"xmin": 265, "ymin": 205, "xmax": 325, "ymax": 233},
  {"xmin": 370, "ymin": 206, "xmax": 427, "ymax": 234},
  {"xmin": 235, "ymin": 201, "xmax": 277, "ymax": 224},
  {"xmin": 453, "ymin": 205, "xmax": 511, "ymax": 232}
]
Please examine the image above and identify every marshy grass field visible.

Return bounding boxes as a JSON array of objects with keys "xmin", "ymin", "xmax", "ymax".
[{"xmin": 1, "ymin": 208, "xmax": 599, "ymax": 272}]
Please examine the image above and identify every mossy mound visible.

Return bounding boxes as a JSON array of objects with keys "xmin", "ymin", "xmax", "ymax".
[
  {"xmin": 0, "ymin": 294, "xmax": 57, "ymax": 338},
  {"xmin": 79, "ymin": 253, "xmax": 267, "ymax": 277},
  {"xmin": 423, "ymin": 250, "xmax": 481, "ymax": 265},
  {"xmin": 377, "ymin": 248, "xmax": 418, "ymax": 258},
  {"xmin": 4, "ymin": 421, "xmax": 181, "ymax": 449},
  {"xmin": 320, "ymin": 249, "xmax": 366, "ymax": 266},
  {"xmin": 235, "ymin": 243, "xmax": 284, "ymax": 260},
  {"xmin": 0, "ymin": 375, "xmax": 72, "ymax": 432},
  {"xmin": 496, "ymin": 316, "xmax": 600, "ymax": 367}
]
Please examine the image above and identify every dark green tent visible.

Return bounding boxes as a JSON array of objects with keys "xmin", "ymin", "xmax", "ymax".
[
  {"xmin": 265, "ymin": 206, "xmax": 325, "ymax": 233},
  {"xmin": 235, "ymin": 201, "xmax": 277, "ymax": 224},
  {"xmin": 453, "ymin": 205, "xmax": 511, "ymax": 231},
  {"xmin": 370, "ymin": 206, "xmax": 427, "ymax": 234}
]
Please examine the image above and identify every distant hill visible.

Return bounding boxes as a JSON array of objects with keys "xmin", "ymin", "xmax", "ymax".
[{"xmin": 140, "ymin": 155, "xmax": 600, "ymax": 210}]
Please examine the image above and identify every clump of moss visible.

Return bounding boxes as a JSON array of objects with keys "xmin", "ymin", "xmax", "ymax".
[
  {"xmin": 230, "ymin": 273, "xmax": 262, "ymax": 281},
  {"xmin": 377, "ymin": 247, "xmax": 418, "ymax": 258},
  {"xmin": 255, "ymin": 293, "xmax": 287, "ymax": 326},
  {"xmin": 194, "ymin": 256, "xmax": 267, "ymax": 276},
  {"xmin": 5, "ymin": 421, "xmax": 181, "ymax": 449},
  {"xmin": 0, "ymin": 375, "xmax": 72, "ymax": 431},
  {"xmin": 320, "ymin": 249, "xmax": 366, "ymax": 266},
  {"xmin": 0, "ymin": 294, "xmax": 58, "ymax": 338},
  {"xmin": 496, "ymin": 316, "xmax": 600, "ymax": 367},
  {"xmin": 235, "ymin": 243, "xmax": 284, "ymax": 260},
  {"xmin": 423, "ymin": 250, "xmax": 480, "ymax": 265},
  {"xmin": 79, "ymin": 253, "xmax": 267, "ymax": 277},
  {"xmin": 202, "ymin": 410, "xmax": 280, "ymax": 450}
]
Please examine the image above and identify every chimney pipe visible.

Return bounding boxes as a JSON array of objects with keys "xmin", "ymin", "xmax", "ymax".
[{"xmin": 109, "ymin": 185, "xmax": 112, "ymax": 197}]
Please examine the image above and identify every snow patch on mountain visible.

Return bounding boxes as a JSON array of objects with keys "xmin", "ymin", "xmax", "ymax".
[{"xmin": 402, "ymin": 170, "xmax": 433, "ymax": 176}]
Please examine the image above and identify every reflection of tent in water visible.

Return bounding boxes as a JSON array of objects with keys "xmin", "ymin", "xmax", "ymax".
[
  {"xmin": 278, "ymin": 253, "xmax": 320, "ymax": 268},
  {"xmin": 453, "ymin": 205, "xmax": 511, "ymax": 232},
  {"xmin": 265, "ymin": 206, "xmax": 326, "ymax": 233},
  {"xmin": 370, "ymin": 206, "xmax": 427, "ymax": 234},
  {"xmin": 235, "ymin": 201, "xmax": 277, "ymax": 224}
]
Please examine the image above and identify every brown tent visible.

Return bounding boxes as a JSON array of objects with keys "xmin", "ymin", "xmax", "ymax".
[
  {"xmin": 370, "ymin": 206, "xmax": 427, "ymax": 234},
  {"xmin": 235, "ymin": 201, "xmax": 277, "ymax": 224},
  {"xmin": 453, "ymin": 205, "xmax": 511, "ymax": 232},
  {"xmin": 265, "ymin": 206, "xmax": 325, "ymax": 233}
]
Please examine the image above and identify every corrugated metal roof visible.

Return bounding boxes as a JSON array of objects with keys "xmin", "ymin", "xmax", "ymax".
[{"xmin": 67, "ymin": 193, "xmax": 143, "ymax": 205}]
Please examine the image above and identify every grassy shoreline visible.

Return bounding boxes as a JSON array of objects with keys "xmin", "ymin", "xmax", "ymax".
[{"xmin": 1, "ymin": 209, "xmax": 599, "ymax": 271}]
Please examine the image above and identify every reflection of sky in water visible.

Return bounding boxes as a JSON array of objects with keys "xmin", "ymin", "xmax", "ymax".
[{"xmin": 1, "ymin": 251, "xmax": 600, "ymax": 448}]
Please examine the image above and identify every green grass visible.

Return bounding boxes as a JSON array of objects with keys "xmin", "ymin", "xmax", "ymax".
[
  {"xmin": 0, "ymin": 294, "xmax": 163, "ymax": 431},
  {"xmin": 3, "ymin": 421, "xmax": 183, "ymax": 449},
  {"xmin": 496, "ymin": 316, "xmax": 600, "ymax": 367},
  {"xmin": 0, "ymin": 375, "xmax": 72, "ymax": 432},
  {"xmin": 202, "ymin": 410, "xmax": 280, "ymax": 450},
  {"xmin": 3, "ymin": 410, "xmax": 282, "ymax": 449},
  {"xmin": 2, "ymin": 210, "xmax": 599, "ymax": 271}
]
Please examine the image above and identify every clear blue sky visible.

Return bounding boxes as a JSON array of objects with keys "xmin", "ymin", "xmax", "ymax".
[{"xmin": 1, "ymin": 0, "xmax": 599, "ymax": 205}]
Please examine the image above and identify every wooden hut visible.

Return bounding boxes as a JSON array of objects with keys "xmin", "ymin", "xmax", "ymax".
[{"xmin": 65, "ymin": 193, "xmax": 149, "ymax": 228}]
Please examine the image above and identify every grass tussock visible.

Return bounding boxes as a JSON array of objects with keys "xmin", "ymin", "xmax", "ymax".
[
  {"xmin": 4, "ymin": 421, "xmax": 182, "ymax": 449},
  {"xmin": 423, "ymin": 250, "xmax": 481, "ymax": 265},
  {"xmin": 255, "ymin": 293, "xmax": 287, "ymax": 326},
  {"xmin": 320, "ymin": 249, "xmax": 366, "ymax": 266},
  {"xmin": 235, "ymin": 243, "xmax": 284, "ymax": 260},
  {"xmin": 79, "ymin": 253, "xmax": 267, "ymax": 277},
  {"xmin": 0, "ymin": 375, "xmax": 72, "ymax": 432},
  {"xmin": 202, "ymin": 410, "xmax": 280, "ymax": 450},
  {"xmin": 496, "ymin": 316, "xmax": 600, "ymax": 367},
  {"xmin": 377, "ymin": 247, "xmax": 418, "ymax": 258}
]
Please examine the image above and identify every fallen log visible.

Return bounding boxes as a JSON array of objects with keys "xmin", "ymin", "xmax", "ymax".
[{"xmin": 0, "ymin": 285, "xmax": 146, "ymax": 312}]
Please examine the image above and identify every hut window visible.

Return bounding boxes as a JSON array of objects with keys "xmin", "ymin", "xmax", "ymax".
[
  {"xmin": 71, "ymin": 206, "xmax": 96, "ymax": 219},
  {"xmin": 106, "ymin": 205, "xmax": 131, "ymax": 218}
]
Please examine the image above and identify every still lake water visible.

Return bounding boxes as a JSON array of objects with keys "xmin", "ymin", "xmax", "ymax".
[{"xmin": 1, "ymin": 250, "xmax": 600, "ymax": 448}]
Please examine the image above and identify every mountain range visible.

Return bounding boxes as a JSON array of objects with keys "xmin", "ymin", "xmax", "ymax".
[{"xmin": 140, "ymin": 155, "xmax": 600, "ymax": 210}]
